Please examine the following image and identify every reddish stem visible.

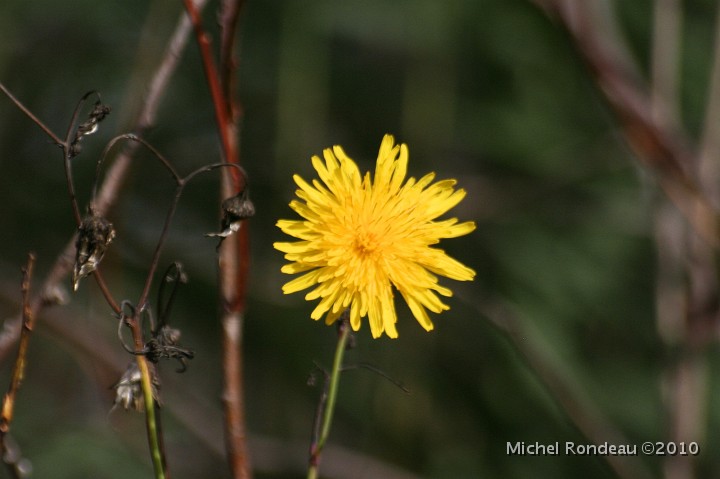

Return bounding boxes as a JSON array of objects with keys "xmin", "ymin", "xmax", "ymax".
[
  {"xmin": 183, "ymin": 0, "xmax": 241, "ymax": 186},
  {"xmin": 182, "ymin": 2, "xmax": 251, "ymax": 477}
]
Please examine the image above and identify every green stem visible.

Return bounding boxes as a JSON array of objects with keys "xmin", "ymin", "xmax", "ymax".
[
  {"xmin": 307, "ymin": 460, "xmax": 319, "ymax": 479},
  {"xmin": 137, "ymin": 356, "xmax": 166, "ymax": 479},
  {"xmin": 307, "ymin": 322, "xmax": 351, "ymax": 479}
]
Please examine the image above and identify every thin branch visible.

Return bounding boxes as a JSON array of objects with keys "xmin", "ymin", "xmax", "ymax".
[
  {"xmin": 92, "ymin": 269, "xmax": 122, "ymax": 314},
  {"xmin": 103, "ymin": 139, "xmax": 244, "ymax": 475},
  {"xmin": 157, "ymin": 262, "xmax": 186, "ymax": 328},
  {"xmin": 183, "ymin": 0, "xmax": 238, "ymax": 176},
  {"xmin": 114, "ymin": 145, "xmax": 242, "ymax": 478},
  {"xmin": 219, "ymin": 0, "xmax": 246, "ymax": 121},
  {"xmin": 0, "ymin": 254, "xmax": 36, "ymax": 433},
  {"xmin": 0, "ymin": 254, "xmax": 36, "ymax": 479},
  {"xmin": 183, "ymin": 2, "xmax": 251, "ymax": 478},
  {"xmin": 649, "ymin": 3, "xmax": 709, "ymax": 479},
  {"xmin": 0, "ymin": 278, "xmax": 422, "ymax": 479},
  {"xmin": 94, "ymin": 134, "xmax": 182, "ymax": 201},
  {"xmin": 183, "ymin": 161, "xmax": 245, "ymax": 184},
  {"xmin": 0, "ymin": 5, "xmax": 211, "ymax": 477},
  {"xmin": 137, "ymin": 185, "xmax": 184, "ymax": 309},
  {"xmin": 0, "ymin": 0, "xmax": 211, "ymax": 364},
  {"xmin": 120, "ymin": 149, "xmax": 243, "ymax": 309},
  {"xmin": 532, "ymin": 0, "xmax": 720, "ymax": 246},
  {"xmin": 0, "ymin": 83, "xmax": 64, "ymax": 146},
  {"xmin": 95, "ymin": 135, "xmax": 243, "ymax": 314}
]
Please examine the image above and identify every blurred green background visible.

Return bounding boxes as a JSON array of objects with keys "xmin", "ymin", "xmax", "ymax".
[{"xmin": 0, "ymin": 0, "xmax": 717, "ymax": 478}]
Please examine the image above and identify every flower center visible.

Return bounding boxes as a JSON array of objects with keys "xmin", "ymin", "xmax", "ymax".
[{"xmin": 352, "ymin": 230, "xmax": 381, "ymax": 258}]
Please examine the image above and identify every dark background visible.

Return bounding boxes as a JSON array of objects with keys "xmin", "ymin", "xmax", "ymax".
[{"xmin": 0, "ymin": 1, "xmax": 716, "ymax": 478}]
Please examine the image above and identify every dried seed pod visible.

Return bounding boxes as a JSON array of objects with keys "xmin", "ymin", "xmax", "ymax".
[
  {"xmin": 69, "ymin": 100, "xmax": 111, "ymax": 158},
  {"xmin": 73, "ymin": 213, "xmax": 116, "ymax": 291},
  {"xmin": 206, "ymin": 188, "xmax": 255, "ymax": 239},
  {"xmin": 112, "ymin": 362, "xmax": 161, "ymax": 412}
]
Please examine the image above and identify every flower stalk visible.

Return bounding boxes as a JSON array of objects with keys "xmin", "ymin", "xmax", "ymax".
[
  {"xmin": 136, "ymin": 354, "xmax": 167, "ymax": 479},
  {"xmin": 308, "ymin": 318, "xmax": 351, "ymax": 479}
]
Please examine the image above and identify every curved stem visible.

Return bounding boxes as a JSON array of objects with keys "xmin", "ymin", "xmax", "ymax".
[
  {"xmin": 64, "ymin": 91, "xmax": 101, "ymax": 225},
  {"xmin": 137, "ymin": 185, "xmax": 183, "ymax": 308},
  {"xmin": 137, "ymin": 162, "xmax": 243, "ymax": 308},
  {"xmin": 0, "ymin": 5, "xmax": 212, "ymax": 476},
  {"xmin": 94, "ymin": 134, "xmax": 182, "ymax": 206},
  {"xmin": 93, "ymin": 269, "xmax": 121, "ymax": 314},
  {"xmin": 63, "ymin": 91, "xmax": 100, "ymax": 148},
  {"xmin": 183, "ymin": 162, "xmax": 245, "ymax": 184},
  {"xmin": 157, "ymin": 262, "xmax": 186, "ymax": 329}
]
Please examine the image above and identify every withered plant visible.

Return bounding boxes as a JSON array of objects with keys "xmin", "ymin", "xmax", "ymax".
[{"xmin": 0, "ymin": 2, "xmax": 252, "ymax": 478}]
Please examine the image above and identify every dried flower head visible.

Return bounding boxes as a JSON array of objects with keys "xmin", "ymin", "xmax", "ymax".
[
  {"xmin": 69, "ymin": 99, "xmax": 111, "ymax": 158},
  {"xmin": 73, "ymin": 213, "xmax": 116, "ymax": 291},
  {"xmin": 274, "ymin": 134, "xmax": 476, "ymax": 338},
  {"xmin": 112, "ymin": 362, "xmax": 160, "ymax": 412},
  {"xmin": 206, "ymin": 188, "xmax": 255, "ymax": 239}
]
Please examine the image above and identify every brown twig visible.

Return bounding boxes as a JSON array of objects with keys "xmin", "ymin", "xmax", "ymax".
[
  {"xmin": 4, "ymin": 85, "xmax": 179, "ymax": 479},
  {"xmin": 183, "ymin": 0, "xmax": 238, "ymax": 173},
  {"xmin": 0, "ymin": 83, "xmax": 63, "ymax": 146},
  {"xmin": 532, "ymin": 4, "xmax": 720, "ymax": 479},
  {"xmin": 533, "ymin": 0, "xmax": 720, "ymax": 247},
  {"xmin": 219, "ymin": 0, "xmax": 246, "ymax": 122},
  {"xmin": 183, "ymin": 1, "xmax": 251, "ymax": 478},
  {"xmin": 0, "ymin": 3, "xmax": 211, "ymax": 476},
  {"xmin": 0, "ymin": 0, "xmax": 210, "ymax": 363},
  {"xmin": 0, "ymin": 253, "xmax": 36, "ymax": 479},
  {"xmin": 648, "ymin": 3, "xmax": 710, "ymax": 479},
  {"xmin": 0, "ymin": 268, "xmax": 426, "ymax": 478},
  {"xmin": 101, "ymin": 136, "xmax": 243, "ymax": 478},
  {"xmin": 95, "ymin": 133, "xmax": 243, "ymax": 309}
]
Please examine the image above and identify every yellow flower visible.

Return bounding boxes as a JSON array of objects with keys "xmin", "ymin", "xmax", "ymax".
[{"xmin": 274, "ymin": 134, "xmax": 476, "ymax": 338}]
